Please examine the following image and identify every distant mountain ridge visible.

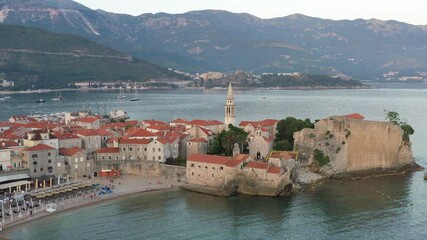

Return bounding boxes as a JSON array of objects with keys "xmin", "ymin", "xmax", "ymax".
[
  {"xmin": 0, "ymin": 24, "xmax": 178, "ymax": 88},
  {"xmin": 1, "ymin": 0, "xmax": 427, "ymax": 80}
]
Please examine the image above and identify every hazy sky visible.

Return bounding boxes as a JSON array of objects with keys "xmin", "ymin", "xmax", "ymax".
[{"xmin": 73, "ymin": 0, "xmax": 426, "ymax": 25}]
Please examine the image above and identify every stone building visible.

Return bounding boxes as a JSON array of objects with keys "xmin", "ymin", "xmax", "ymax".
[
  {"xmin": 59, "ymin": 147, "xmax": 88, "ymax": 178},
  {"xmin": 76, "ymin": 129, "xmax": 102, "ymax": 153},
  {"xmin": 94, "ymin": 147, "xmax": 120, "ymax": 161},
  {"xmin": 24, "ymin": 144, "xmax": 58, "ymax": 178},
  {"xmin": 186, "ymin": 138, "xmax": 209, "ymax": 159},
  {"xmin": 248, "ymin": 125, "xmax": 274, "ymax": 160},
  {"xmin": 53, "ymin": 132, "xmax": 82, "ymax": 149},
  {"xmin": 293, "ymin": 113, "xmax": 415, "ymax": 175}
]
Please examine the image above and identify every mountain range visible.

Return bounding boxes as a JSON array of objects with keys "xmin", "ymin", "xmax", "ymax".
[
  {"xmin": 0, "ymin": 24, "xmax": 178, "ymax": 88},
  {"xmin": 1, "ymin": 0, "xmax": 427, "ymax": 81}
]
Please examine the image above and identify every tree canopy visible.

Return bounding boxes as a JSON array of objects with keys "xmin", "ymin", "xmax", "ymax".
[
  {"xmin": 209, "ymin": 124, "xmax": 248, "ymax": 156},
  {"xmin": 274, "ymin": 117, "xmax": 314, "ymax": 151},
  {"xmin": 385, "ymin": 110, "xmax": 414, "ymax": 142}
]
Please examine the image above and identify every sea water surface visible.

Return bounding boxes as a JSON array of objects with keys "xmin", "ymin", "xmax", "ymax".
[{"xmin": 3, "ymin": 88, "xmax": 427, "ymax": 239}]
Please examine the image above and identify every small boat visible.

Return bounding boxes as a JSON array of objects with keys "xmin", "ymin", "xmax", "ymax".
[
  {"xmin": 117, "ymin": 86, "xmax": 125, "ymax": 100},
  {"xmin": 4, "ymin": 96, "xmax": 11, "ymax": 99},
  {"xmin": 0, "ymin": 97, "xmax": 5, "ymax": 101},
  {"xmin": 51, "ymin": 92, "xmax": 63, "ymax": 101},
  {"xmin": 130, "ymin": 82, "xmax": 140, "ymax": 101},
  {"xmin": 35, "ymin": 98, "xmax": 45, "ymax": 103}
]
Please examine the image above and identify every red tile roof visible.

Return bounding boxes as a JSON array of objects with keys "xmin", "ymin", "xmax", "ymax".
[
  {"xmin": 76, "ymin": 129, "xmax": 100, "ymax": 136},
  {"xmin": 125, "ymin": 128, "xmax": 157, "ymax": 138},
  {"xmin": 188, "ymin": 154, "xmax": 230, "ymax": 165},
  {"xmin": 225, "ymin": 154, "xmax": 249, "ymax": 168},
  {"xmin": 341, "ymin": 113, "xmax": 365, "ymax": 120},
  {"xmin": 120, "ymin": 138, "xmax": 152, "ymax": 145},
  {"xmin": 74, "ymin": 116, "xmax": 101, "ymax": 123},
  {"xmin": 263, "ymin": 137, "xmax": 274, "ymax": 143},
  {"xmin": 24, "ymin": 122, "xmax": 60, "ymax": 130},
  {"xmin": 52, "ymin": 132, "xmax": 80, "ymax": 140},
  {"xmin": 95, "ymin": 147, "xmax": 120, "ymax": 154},
  {"xmin": 246, "ymin": 161, "xmax": 269, "ymax": 169},
  {"xmin": 171, "ymin": 118, "xmax": 189, "ymax": 124},
  {"xmin": 59, "ymin": 147, "xmax": 84, "ymax": 156},
  {"xmin": 25, "ymin": 144, "xmax": 55, "ymax": 152},
  {"xmin": 239, "ymin": 119, "xmax": 278, "ymax": 127},
  {"xmin": 190, "ymin": 119, "xmax": 224, "ymax": 126},
  {"xmin": 0, "ymin": 122, "xmax": 11, "ymax": 128},
  {"xmin": 188, "ymin": 138, "xmax": 208, "ymax": 143},
  {"xmin": 0, "ymin": 140, "xmax": 20, "ymax": 148},
  {"xmin": 157, "ymin": 136, "xmax": 179, "ymax": 144},
  {"xmin": 267, "ymin": 166, "xmax": 282, "ymax": 174}
]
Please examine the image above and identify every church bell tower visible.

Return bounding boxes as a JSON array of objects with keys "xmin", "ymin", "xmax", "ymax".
[{"xmin": 225, "ymin": 82, "xmax": 236, "ymax": 128}]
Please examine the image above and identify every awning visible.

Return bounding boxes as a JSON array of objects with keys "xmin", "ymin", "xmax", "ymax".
[{"xmin": 0, "ymin": 180, "xmax": 31, "ymax": 190}]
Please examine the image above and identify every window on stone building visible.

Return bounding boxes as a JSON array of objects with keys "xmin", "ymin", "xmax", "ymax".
[
  {"xmin": 123, "ymin": 147, "xmax": 126, "ymax": 151},
  {"xmin": 152, "ymin": 148, "xmax": 155, "ymax": 152},
  {"xmin": 212, "ymin": 173, "xmax": 214, "ymax": 177},
  {"xmin": 40, "ymin": 167, "xmax": 43, "ymax": 171},
  {"xmin": 48, "ymin": 159, "xmax": 51, "ymax": 163},
  {"xmin": 48, "ymin": 167, "xmax": 53, "ymax": 173},
  {"xmin": 152, "ymin": 156, "xmax": 155, "ymax": 160},
  {"xmin": 129, "ymin": 148, "xmax": 133, "ymax": 151},
  {"xmin": 220, "ymin": 167, "xmax": 224, "ymax": 170},
  {"xmin": 144, "ymin": 148, "xmax": 147, "ymax": 151},
  {"xmin": 102, "ymin": 156, "xmax": 105, "ymax": 160},
  {"xmin": 116, "ymin": 156, "xmax": 119, "ymax": 160},
  {"xmin": 212, "ymin": 167, "xmax": 215, "ymax": 170},
  {"xmin": 108, "ymin": 156, "xmax": 112, "ymax": 160},
  {"xmin": 205, "ymin": 166, "xmax": 208, "ymax": 169},
  {"xmin": 198, "ymin": 165, "xmax": 201, "ymax": 168},
  {"xmin": 33, "ymin": 161, "xmax": 37, "ymax": 165},
  {"xmin": 191, "ymin": 163, "xmax": 194, "ymax": 167},
  {"xmin": 158, "ymin": 148, "xmax": 161, "ymax": 152},
  {"xmin": 32, "ymin": 154, "xmax": 38, "ymax": 158},
  {"xmin": 192, "ymin": 172, "xmax": 194, "ymax": 176},
  {"xmin": 158, "ymin": 156, "xmax": 161, "ymax": 160},
  {"xmin": 34, "ymin": 169, "xmax": 36, "ymax": 173},
  {"xmin": 48, "ymin": 152, "xmax": 51, "ymax": 156}
]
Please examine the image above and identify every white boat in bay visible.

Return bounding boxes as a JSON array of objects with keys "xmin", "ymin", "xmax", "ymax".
[
  {"xmin": 130, "ymin": 82, "xmax": 140, "ymax": 101},
  {"xmin": 117, "ymin": 86, "xmax": 125, "ymax": 100},
  {"xmin": 51, "ymin": 92, "xmax": 63, "ymax": 101}
]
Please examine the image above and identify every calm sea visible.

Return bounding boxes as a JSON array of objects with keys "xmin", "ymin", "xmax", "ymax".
[{"xmin": 3, "ymin": 88, "xmax": 427, "ymax": 239}]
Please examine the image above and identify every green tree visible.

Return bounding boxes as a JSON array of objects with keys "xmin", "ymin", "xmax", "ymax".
[
  {"xmin": 274, "ymin": 117, "xmax": 314, "ymax": 151},
  {"xmin": 209, "ymin": 124, "xmax": 248, "ymax": 156},
  {"xmin": 385, "ymin": 110, "xmax": 414, "ymax": 142}
]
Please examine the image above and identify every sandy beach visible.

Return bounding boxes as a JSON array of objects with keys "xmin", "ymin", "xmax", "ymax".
[{"xmin": 0, "ymin": 175, "xmax": 183, "ymax": 237}]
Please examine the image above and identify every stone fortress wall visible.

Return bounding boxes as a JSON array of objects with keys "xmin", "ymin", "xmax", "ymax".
[{"xmin": 294, "ymin": 116, "xmax": 415, "ymax": 176}]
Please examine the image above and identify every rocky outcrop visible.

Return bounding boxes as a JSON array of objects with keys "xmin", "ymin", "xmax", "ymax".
[{"xmin": 294, "ymin": 116, "xmax": 419, "ymax": 178}]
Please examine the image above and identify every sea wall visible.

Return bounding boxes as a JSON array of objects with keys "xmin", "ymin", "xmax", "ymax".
[
  {"xmin": 94, "ymin": 160, "xmax": 187, "ymax": 182},
  {"xmin": 294, "ymin": 117, "xmax": 416, "ymax": 176}
]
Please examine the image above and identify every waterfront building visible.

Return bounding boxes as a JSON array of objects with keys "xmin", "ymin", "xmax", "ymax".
[
  {"xmin": 94, "ymin": 147, "xmax": 120, "ymax": 161},
  {"xmin": 224, "ymin": 82, "xmax": 236, "ymax": 128},
  {"xmin": 24, "ymin": 144, "xmax": 58, "ymax": 178},
  {"xmin": 186, "ymin": 153, "xmax": 249, "ymax": 187},
  {"xmin": 0, "ymin": 140, "xmax": 25, "ymax": 169},
  {"xmin": 9, "ymin": 115, "xmax": 36, "ymax": 124},
  {"xmin": 59, "ymin": 147, "xmax": 88, "ymax": 178}
]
